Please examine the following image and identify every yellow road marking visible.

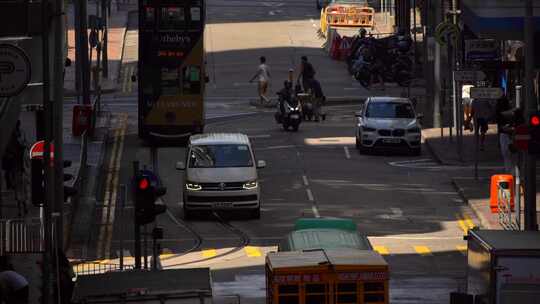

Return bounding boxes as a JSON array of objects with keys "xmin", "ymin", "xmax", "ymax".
[
  {"xmin": 456, "ymin": 245, "xmax": 467, "ymax": 255},
  {"xmin": 245, "ymin": 246, "xmax": 262, "ymax": 257},
  {"xmin": 202, "ymin": 249, "xmax": 217, "ymax": 258},
  {"xmin": 373, "ymin": 246, "xmax": 389, "ymax": 255},
  {"xmin": 463, "ymin": 214, "xmax": 475, "ymax": 230},
  {"xmin": 456, "ymin": 213, "xmax": 469, "ymax": 234},
  {"xmin": 414, "ymin": 246, "xmax": 432, "ymax": 256},
  {"xmin": 162, "ymin": 248, "xmax": 173, "ymax": 254}
]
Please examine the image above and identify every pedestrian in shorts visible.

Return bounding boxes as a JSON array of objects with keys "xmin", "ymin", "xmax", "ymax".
[{"xmin": 249, "ymin": 56, "xmax": 271, "ymax": 104}]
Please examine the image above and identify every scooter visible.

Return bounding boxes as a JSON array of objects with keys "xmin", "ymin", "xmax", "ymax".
[{"xmin": 275, "ymin": 92, "xmax": 302, "ymax": 131}]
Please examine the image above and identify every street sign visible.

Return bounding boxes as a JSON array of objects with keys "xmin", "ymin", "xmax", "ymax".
[
  {"xmin": 454, "ymin": 70, "xmax": 486, "ymax": 82},
  {"xmin": 470, "ymin": 87, "xmax": 503, "ymax": 99},
  {"xmin": 465, "ymin": 39, "xmax": 499, "ymax": 61},
  {"xmin": 29, "ymin": 140, "xmax": 54, "ymax": 159},
  {"xmin": 0, "ymin": 44, "xmax": 31, "ymax": 97}
]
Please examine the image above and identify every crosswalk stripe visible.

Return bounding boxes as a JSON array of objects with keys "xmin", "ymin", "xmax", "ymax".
[
  {"xmin": 373, "ymin": 246, "xmax": 389, "ymax": 255},
  {"xmin": 245, "ymin": 246, "xmax": 262, "ymax": 257},
  {"xmin": 456, "ymin": 245, "xmax": 467, "ymax": 255},
  {"xmin": 202, "ymin": 249, "xmax": 217, "ymax": 258},
  {"xmin": 414, "ymin": 246, "xmax": 432, "ymax": 256}
]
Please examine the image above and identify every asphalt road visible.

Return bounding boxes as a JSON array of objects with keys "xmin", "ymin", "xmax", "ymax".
[{"xmin": 77, "ymin": 0, "xmax": 481, "ymax": 303}]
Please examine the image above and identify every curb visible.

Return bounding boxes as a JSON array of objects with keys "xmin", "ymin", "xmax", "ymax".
[
  {"xmin": 423, "ymin": 137, "xmax": 444, "ymax": 165},
  {"xmin": 451, "ymin": 178, "xmax": 495, "ymax": 230}
]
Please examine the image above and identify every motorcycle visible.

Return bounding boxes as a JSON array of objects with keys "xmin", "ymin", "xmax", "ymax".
[{"xmin": 275, "ymin": 91, "xmax": 302, "ymax": 131}]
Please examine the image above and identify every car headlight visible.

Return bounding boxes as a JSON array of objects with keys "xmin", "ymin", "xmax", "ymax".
[
  {"xmin": 362, "ymin": 126, "xmax": 376, "ymax": 132},
  {"xmin": 407, "ymin": 127, "xmax": 421, "ymax": 133},
  {"xmin": 185, "ymin": 181, "xmax": 202, "ymax": 191},
  {"xmin": 243, "ymin": 180, "xmax": 258, "ymax": 190}
]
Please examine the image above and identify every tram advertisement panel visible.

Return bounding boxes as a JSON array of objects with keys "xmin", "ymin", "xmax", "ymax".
[{"xmin": 138, "ymin": 0, "xmax": 205, "ymax": 138}]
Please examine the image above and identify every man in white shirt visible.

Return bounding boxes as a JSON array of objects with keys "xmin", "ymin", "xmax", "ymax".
[{"xmin": 249, "ymin": 56, "xmax": 271, "ymax": 104}]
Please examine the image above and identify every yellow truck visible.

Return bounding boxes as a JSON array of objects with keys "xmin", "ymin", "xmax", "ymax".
[{"xmin": 320, "ymin": 0, "xmax": 375, "ymax": 34}]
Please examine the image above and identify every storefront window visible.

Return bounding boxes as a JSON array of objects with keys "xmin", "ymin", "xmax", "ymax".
[{"xmin": 160, "ymin": 7, "xmax": 185, "ymax": 29}]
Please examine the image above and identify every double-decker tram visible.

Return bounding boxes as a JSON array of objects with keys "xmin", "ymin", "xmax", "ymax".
[{"xmin": 138, "ymin": 0, "xmax": 206, "ymax": 140}]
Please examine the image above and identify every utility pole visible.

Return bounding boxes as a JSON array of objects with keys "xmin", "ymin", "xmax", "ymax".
[
  {"xmin": 52, "ymin": 0, "xmax": 65, "ymax": 249},
  {"xmin": 41, "ymin": 0, "xmax": 53, "ymax": 302},
  {"xmin": 74, "ymin": 0, "xmax": 91, "ymax": 104},
  {"xmin": 101, "ymin": 0, "xmax": 109, "ymax": 78},
  {"xmin": 524, "ymin": 0, "xmax": 537, "ymax": 231}
]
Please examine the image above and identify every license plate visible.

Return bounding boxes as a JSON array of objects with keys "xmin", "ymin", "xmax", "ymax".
[
  {"xmin": 213, "ymin": 202, "xmax": 233, "ymax": 208},
  {"xmin": 382, "ymin": 138, "xmax": 401, "ymax": 143},
  {"xmin": 290, "ymin": 114, "xmax": 299, "ymax": 119}
]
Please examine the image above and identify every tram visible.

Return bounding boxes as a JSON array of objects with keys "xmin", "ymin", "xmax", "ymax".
[{"xmin": 138, "ymin": 0, "xmax": 206, "ymax": 140}]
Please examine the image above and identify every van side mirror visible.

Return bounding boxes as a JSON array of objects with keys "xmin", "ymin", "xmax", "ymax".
[
  {"xmin": 175, "ymin": 161, "xmax": 185, "ymax": 170},
  {"xmin": 257, "ymin": 160, "xmax": 266, "ymax": 169}
]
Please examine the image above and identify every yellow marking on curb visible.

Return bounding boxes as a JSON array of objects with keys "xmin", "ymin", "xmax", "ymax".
[
  {"xmin": 373, "ymin": 246, "xmax": 389, "ymax": 255},
  {"xmin": 245, "ymin": 246, "xmax": 262, "ymax": 257},
  {"xmin": 414, "ymin": 246, "xmax": 432, "ymax": 256},
  {"xmin": 456, "ymin": 245, "xmax": 467, "ymax": 255},
  {"xmin": 202, "ymin": 249, "xmax": 217, "ymax": 258}
]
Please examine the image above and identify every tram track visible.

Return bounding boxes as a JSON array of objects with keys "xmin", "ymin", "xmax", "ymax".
[{"xmin": 149, "ymin": 146, "xmax": 253, "ymax": 267}]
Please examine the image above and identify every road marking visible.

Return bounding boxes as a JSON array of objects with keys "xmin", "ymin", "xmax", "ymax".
[
  {"xmin": 463, "ymin": 214, "xmax": 475, "ymax": 230},
  {"xmin": 249, "ymin": 134, "xmax": 271, "ymax": 139},
  {"xmin": 306, "ymin": 188, "xmax": 314, "ymax": 201},
  {"xmin": 344, "ymin": 146, "xmax": 351, "ymax": 159},
  {"xmin": 312, "ymin": 205, "xmax": 320, "ymax": 218},
  {"xmin": 414, "ymin": 246, "xmax": 432, "ymax": 256},
  {"xmin": 456, "ymin": 213, "xmax": 476, "ymax": 234},
  {"xmin": 373, "ymin": 246, "xmax": 389, "ymax": 255},
  {"xmin": 302, "ymin": 175, "xmax": 309, "ymax": 186},
  {"xmin": 456, "ymin": 245, "xmax": 467, "ymax": 255},
  {"xmin": 202, "ymin": 249, "xmax": 217, "ymax": 258},
  {"xmin": 97, "ymin": 114, "xmax": 128, "ymax": 259},
  {"xmin": 245, "ymin": 246, "xmax": 262, "ymax": 257},
  {"xmin": 256, "ymin": 145, "xmax": 296, "ymax": 151}
]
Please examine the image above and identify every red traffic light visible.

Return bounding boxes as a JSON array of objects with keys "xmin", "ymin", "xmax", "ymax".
[
  {"xmin": 531, "ymin": 115, "xmax": 540, "ymax": 126},
  {"xmin": 138, "ymin": 178, "xmax": 150, "ymax": 190}
]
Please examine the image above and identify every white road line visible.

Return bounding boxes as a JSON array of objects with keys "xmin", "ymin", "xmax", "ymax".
[
  {"xmin": 306, "ymin": 188, "xmax": 314, "ymax": 201},
  {"xmin": 390, "ymin": 207, "xmax": 404, "ymax": 219},
  {"xmin": 312, "ymin": 205, "xmax": 320, "ymax": 218},
  {"xmin": 344, "ymin": 146, "xmax": 351, "ymax": 159},
  {"xmin": 256, "ymin": 145, "xmax": 296, "ymax": 151},
  {"xmin": 249, "ymin": 134, "xmax": 271, "ymax": 139},
  {"xmin": 302, "ymin": 175, "xmax": 309, "ymax": 186}
]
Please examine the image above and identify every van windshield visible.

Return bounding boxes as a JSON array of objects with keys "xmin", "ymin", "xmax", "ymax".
[{"xmin": 188, "ymin": 145, "xmax": 253, "ymax": 168}]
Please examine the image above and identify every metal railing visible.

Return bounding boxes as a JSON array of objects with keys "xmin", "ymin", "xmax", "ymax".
[
  {"xmin": 0, "ymin": 218, "xmax": 47, "ymax": 255},
  {"xmin": 72, "ymin": 261, "xmax": 134, "ymax": 276},
  {"xmin": 497, "ymin": 183, "xmax": 519, "ymax": 230}
]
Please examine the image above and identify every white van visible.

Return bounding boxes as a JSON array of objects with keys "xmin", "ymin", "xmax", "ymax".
[{"xmin": 176, "ymin": 133, "xmax": 266, "ymax": 219}]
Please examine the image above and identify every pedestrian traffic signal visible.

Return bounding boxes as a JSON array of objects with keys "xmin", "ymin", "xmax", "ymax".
[
  {"xmin": 529, "ymin": 111, "xmax": 540, "ymax": 155},
  {"xmin": 134, "ymin": 171, "xmax": 167, "ymax": 225}
]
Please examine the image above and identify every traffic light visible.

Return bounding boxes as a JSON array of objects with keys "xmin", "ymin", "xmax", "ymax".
[
  {"xmin": 31, "ymin": 159, "xmax": 44, "ymax": 206},
  {"xmin": 134, "ymin": 171, "xmax": 167, "ymax": 225},
  {"xmin": 529, "ymin": 111, "xmax": 540, "ymax": 155}
]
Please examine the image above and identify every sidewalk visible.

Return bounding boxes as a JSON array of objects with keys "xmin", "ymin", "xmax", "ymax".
[{"xmin": 423, "ymin": 126, "xmax": 540, "ymax": 230}]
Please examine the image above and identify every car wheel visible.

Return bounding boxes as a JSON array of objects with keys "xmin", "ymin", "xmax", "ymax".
[
  {"xmin": 282, "ymin": 123, "xmax": 289, "ymax": 131},
  {"xmin": 292, "ymin": 123, "xmax": 299, "ymax": 132},
  {"xmin": 355, "ymin": 136, "xmax": 361, "ymax": 149}
]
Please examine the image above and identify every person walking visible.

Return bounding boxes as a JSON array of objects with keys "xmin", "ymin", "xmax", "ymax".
[
  {"xmin": 249, "ymin": 56, "xmax": 271, "ymax": 105},
  {"xmin": 496, "ymin": 95, "xmax": 513, "ymax": 173},
  {"xmin": 0, "ymin": 270, "xmax": 29, "ymax": 304},
  {"xmin": 297, "ymin": 56, "xmax": 316, "ymax": 92},
  {"xmin": 308, "ymin": 78, "xmax": 325, "ymax": 122},
  {"xmin": 467, "ymin": 98, "xmax": 493, "ymax": 151}
]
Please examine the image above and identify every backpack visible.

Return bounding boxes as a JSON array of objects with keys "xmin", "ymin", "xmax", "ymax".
[{"xmin": 303, "ymin": 62, "xmax": 316, "ymax": 79}]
